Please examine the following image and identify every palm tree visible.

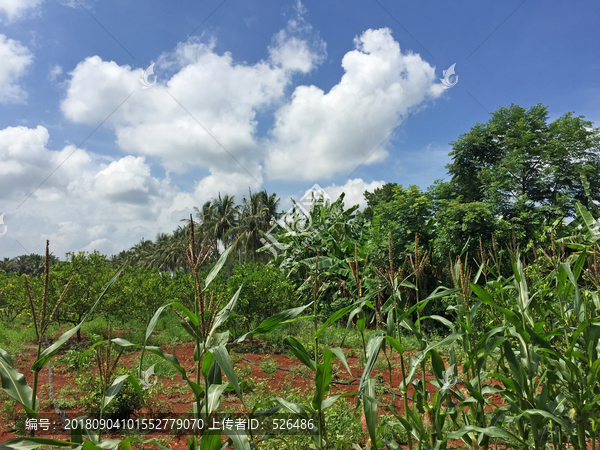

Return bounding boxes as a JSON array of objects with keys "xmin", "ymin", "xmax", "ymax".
[
  {"xmin": 197, "ymin": 194, "xmax": 239, "ymax": 257},
  {"xmin": 152, "ymin": 232, "xmax": 184, "ymax": 272},
  {"xmin": 235, "ymin": 189, "xmax": 266, "ymax": 264},
  {"xmin": 260, "ymin": 190, "xmax": 281, "ymax": 228},
  {"xmin": 129, "ymin": 238, "xmax": 155, "ymax": 269}
]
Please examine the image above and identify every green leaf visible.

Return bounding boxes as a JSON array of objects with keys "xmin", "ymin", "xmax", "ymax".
[
  {"xmin": 210, "ymin": 345, "xmax": 243, "ymax": 401},
  {"xmin": 233, "ymin": 302, "xmax": 313, "ymax": 344},
  {"xmin": 199, "ymin": 429, "xmax": 222, "ymax": 450},
  {"xmin": 321, "ymin": 395, "xmax": 341, "ymax": 411},
  {"xmin": 312, "ymin": 349, "xmax": 335, "ymax": 411},
  {"xmin": 503, "ymin": 341, "xmax": 525, "ymax": 395},
  {"xmin": 0, "ymin": 438, "xmax": 74, "ymax": 450},
  {"xmin": 144, "ymin": 346, "xmax": 204, "ymax": 399},
  {"xmin": 208, "ymin": 285, "xmax": 243, "ymax": 340},
  {"xmin": 284, "ymin": 336, "xmax": 316, "ymax": 371},
  {"xmin": 446, "ymin": 425, "xmax": 525, "ymax": 445},
  {"xmin": 523, "ymin": 409, "xmax": 571, "ymax": 431},
  {"xmin": 384, "ymin": 336, "xmax": 404, "ymax": 356},
  {"xmin": 205, "ymin": 383, "xmax": 229, "ymax": 415},
  {"xmin": 363, "ymin": 378, "xmax": 377, "ymax": 448},
  {"xmin": 172, "ymin": 302, "xmax": 199, "ymax": 327},
  {"xmin": 202, "ymin": 351, "xmax": 216, "ymax": 378},
  {"xmin": 329, "ymin": 347, "xmax": 352, "ymax": 376},
  {"xmin": 102, "ymin": 374, "xmax": 145, "ymax": 410},
  {"xmin": 0, "ymin": 349, "xmax": 38, "ymax": 415},
  {"xmin": 0, "ymin": 348, "xmax": 14, "ymax": 367},
  {"xmin": 110, "ymin": 338, "xmax": 135, "ymax": 348},
  {"xmin": 32, "ymin": 267, "xmax": 123, "ymax": 372},
  {"xmin": 430, "ymin": 349, "xmax": 445, "ymax": 382},
  {"xmin": 145, "ymin": 304, "xmax": 173, "ymax": 344},
  {"xmin": 405, "ymin": 332, "xmax": 460, "ymax": 387},
  {"xmin": 358, "ymin": 333, "xmax": 385, "ymax": 396},
  {"xmin": 576, "ymin": 202, "xmax": 600, "ymax": 243},
  {"xmin": 276, "ymin": 397, "xmax": 310, "ymax": 420},
  {"xmin": 315, "ymin": 303, "xmax": 356, "ymax": 338},
  {"xmin": 203, "ymin": 245, "xmax": 234, "ymax": 291},
  {"xmin": 222, "ymin": 429, "xmax": 250, "ymax": 450}
]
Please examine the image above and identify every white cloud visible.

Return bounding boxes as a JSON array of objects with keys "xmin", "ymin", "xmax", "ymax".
[
  {"xmin": 0, "ymin": 0, "xmax": 42, "ymax": 21},
  {"xmin": 324, "ymin": 178, "xmax": 385, "ymax": 210},
  {"xmin": 60, "ymin": 27, "xmax": 443, "ymax": 185},
  {"xmin": 0, "ymin": 125, "xmax": 182, "ymax": 256},
  {"xmin": 48, "ymin": 64, "xmax": 63, "ymax": 81},
  {"xmin": 93, "ymin": 155, "xmax": 162, "ymax": 205},
  {"xmin": 60, "ymin": 35, "xmax": 313, "ymax": 175},
  {"xmin": 60, "ymin": 5, "xmax": 326, "ymax": 177},
  {"xmin": 0, "ymin": 34, "xmax": 33, "ymax": 103},
  {"xmin": 265, "ymin": 28, "xmax": 445, "ymax": 180},
  {"xmin": 2, "ymin": 8, "xmax": 451, "ymax": 258}
]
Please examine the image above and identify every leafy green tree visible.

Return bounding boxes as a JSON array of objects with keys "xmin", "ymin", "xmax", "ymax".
[
  {"xmin": 110, "ymin": 267, "xmax": 175, "ymax": 324},
  {"xmin": 433, "ymin": 201, "xmax": 504, "ymax": 260},
  {"xmin": 447, "ymin": 103, "xmax": 600, "ymax": 227},
  {"xmin": 50, "ymin": 251, "xmax": 113, "ymax": 340},
  {"xmin": 363, "ymin": 182, "xmax": 399, "ymax": 221},
  {"xmin": 370, "ymin": 184, "xmax": 433, "ymax": 263}
]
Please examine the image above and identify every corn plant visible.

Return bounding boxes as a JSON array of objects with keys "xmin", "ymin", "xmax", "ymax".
[{"xmin": 0, "ymin": 241, "xmax": 124, "ymax": 449}]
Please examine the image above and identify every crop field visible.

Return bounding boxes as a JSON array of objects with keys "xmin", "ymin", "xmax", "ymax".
[{"xmin": 1, "ymin": 105, "xmax": 600, "ymax": 449}]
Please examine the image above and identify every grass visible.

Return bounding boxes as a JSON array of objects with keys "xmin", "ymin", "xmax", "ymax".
[{"xmin": 0, "ymin": 316, "xmax": 44, "ymax": 354}]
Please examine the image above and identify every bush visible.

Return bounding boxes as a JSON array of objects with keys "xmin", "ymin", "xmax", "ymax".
[
  {"xmin": 77, "ymin": 367, "xmax": 144, "ymax": 420},
  {"xmin": 56, "ymin": 349, "xmax": 92, "ymax": 372},
  {"xmin": 219, "ymin": 263, "xmax": 298, "ymax": 338}
]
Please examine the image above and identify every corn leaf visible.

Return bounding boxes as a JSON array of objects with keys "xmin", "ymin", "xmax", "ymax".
[{"xmin": 0, "ymin": 348, "xmax": 38, "ymax": 415}]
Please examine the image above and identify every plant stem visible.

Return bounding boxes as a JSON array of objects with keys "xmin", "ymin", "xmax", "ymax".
[{"xmin": 30, "ymin": 340, "xmax": 42, "ymax": 437}]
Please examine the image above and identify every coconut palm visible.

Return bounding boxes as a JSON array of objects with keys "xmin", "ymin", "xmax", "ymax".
[
  {"xmin": 197, "ymin": 194, "xmax": 239, "ymax": 257},
  {"xmin": 260, "ymin": 190, "xmax": 281, "ymax": 228},
  {"xmin": 235, "ymin": 189, "xmax": 266, "ymax": 264}
]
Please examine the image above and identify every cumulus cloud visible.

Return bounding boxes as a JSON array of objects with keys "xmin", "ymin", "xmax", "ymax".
[
  {"xmin": 265, "ymin": 28, "xmax": 445, "ymax": 180},
  {"xmin": 60, "ymin": 26, "xmax": 443, "ymax": 184},
  {"xmin": 323, "ymin": 178, "xmax": 385, "ymax": 210},
  {"xmin": 60, "ymin": 10, "xmax": 325, "ymax": 176},
  {"xmin": 0, "ymin": 34, "xmax": 33, "ymax": 103},
  {"xmin": 0, "ymin": 0, "xmax": 42, "ymax": 21},
  {"xmin": 0, "ymin": 125, "xmax": 181, "ymax": 256}
]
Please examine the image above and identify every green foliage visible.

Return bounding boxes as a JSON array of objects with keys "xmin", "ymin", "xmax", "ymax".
[
  {"xmin": 77, "ymin": 367, "xmax": 145, "ymax": 420},
  {"xmin": 56, "ymin": 349, "xmax": 92, "ymax": 372},
  {"xmin": 49, "ymin": 251, "xmax": 114, "ymax": 333},
  {"xmin": 371, "ymin": 184, "xmax": 433, "ymax": 261},
  {"xmin": 259, "ymin": 355, "xmax": 278, "ymax": 375},
  {"xmin": 446, "ymin": 103, "xmax": 600, "ymax": 247},
  {"xmin": 433, "ymin": 200, "xmax": 503, "ymax": 260},
  {"xmin": 221, "ymin": 263, "xmax": 298, "ymax": 338},
  {"xmin": 111, "ymin": 267, "xmax": 175, "ymax": 324}
]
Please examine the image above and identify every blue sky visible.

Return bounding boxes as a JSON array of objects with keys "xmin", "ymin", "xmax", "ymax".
[{"xmin": 0, "ymin": 0, "xmax": 598, "ymax": 258}]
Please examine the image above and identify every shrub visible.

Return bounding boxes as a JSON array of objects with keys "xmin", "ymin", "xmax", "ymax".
[
  {"xmin": 77, "ymin": 367, "xmax": 144, "ymax": 420},
  {"xmin": 56, "ymin": 349, "xmax": 92, "ymax": 372},
  {"xmin": 220, "ymin": 263, "xmax": 298, "ymax": 338}
]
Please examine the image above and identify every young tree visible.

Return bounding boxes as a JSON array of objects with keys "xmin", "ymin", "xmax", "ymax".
[{"xmin": 51, "ymin": 251, "xmax": 113, "ymax": 340}]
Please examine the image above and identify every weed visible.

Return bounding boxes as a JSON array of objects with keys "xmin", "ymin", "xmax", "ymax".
[{"xmin": 259, "ymin": 355, "xmax": 278, "ymax": 375}]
